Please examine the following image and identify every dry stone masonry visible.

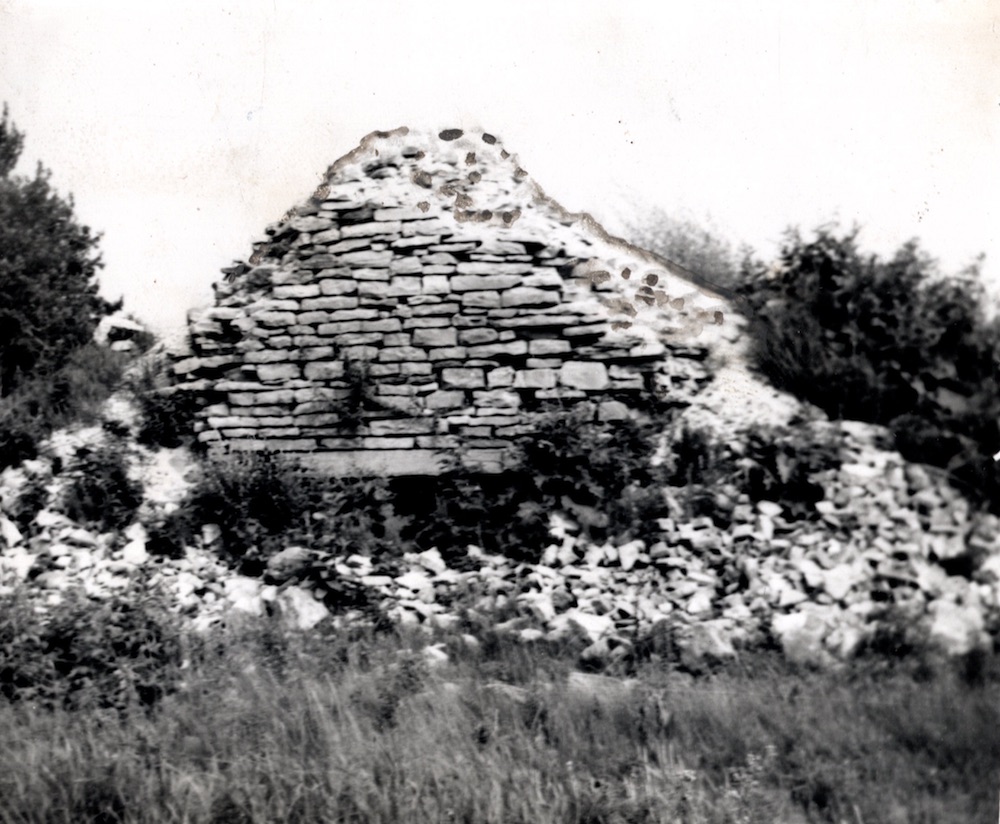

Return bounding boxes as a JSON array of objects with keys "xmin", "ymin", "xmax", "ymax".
[{"xmin": 173, "ymin": 127, "xmax": 738, "ymax": 474}]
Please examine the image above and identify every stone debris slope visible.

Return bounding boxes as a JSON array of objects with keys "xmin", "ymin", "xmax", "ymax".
[
  {"xmin": 1, "ymin": 398, "xmax": 998, "ymax": 666},
  {"xmin": 174, "ymin": 127, "xmax": 751, "ymax": 474}
]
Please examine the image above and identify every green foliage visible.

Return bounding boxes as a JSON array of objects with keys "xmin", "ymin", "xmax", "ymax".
[
  {"xmin": 664, "ymin": 422, "xmax": 842, "ymax": 525},
  {"xmin": 181, "ymin": 450, "xmax": 314, "ymax": 571},
  {"xmin": 513, "ymin": 404, "xmax": 666, "ymax": 536},
  {"xmin": 0, "ymin": 343, "xmax": 130, "ymax": 470},
  {"xmin": 0, "ymin": 105, "xmax": 126, "ymax": 470},
  {"xmin": 136, "ymin": 388, "xmax": 200, "ymax": 448},
  {"xmin": 299, "ymin": 475, "xmax": 406, "ymax": 562},
  {"xmin": 396, "ymin": 404, "xmax": 667, "ymax": 564},
  {"xmin": 61, "ymin": 441, "xmax": 143, "ymax": 533},
  {"xmin": 0, "ymin": 586, "xmax": 183, "ymax": 711},
  {"xmin": 392, "ymin": 471, "xmax": 550, "ymax": 564},
  {"xmin": 0, "ymin": 106, "xmax": 116, "ymax": 398},
  {"xmin": 8, "ymin": 464, "xmax": 50, "ymax": 537},
  {"xmin": 182, "ymin": 449, "xmax": 404, "ymax": 575},
  {"xmin": 128, "ymin": 356, "xmax": 200, "ymax": 448},
  {"xmin": 1, "ymin": 619, "xmax": 997, "ymax": 821},
  {"xmin": 351, "ymin": 650, "xmax": 431, "ymax": 729},
  {"xmin": 738, "ymin": 227, "xmax": 1000, "ymax": 509}
]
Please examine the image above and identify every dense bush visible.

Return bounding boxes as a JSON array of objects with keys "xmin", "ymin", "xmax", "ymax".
[
  {"xmin": 0, "ymin": 586, "xmax": 184, "ymax": 710},
  {"xmin": 0, "ymin": 343, "xmax": 130, "ymax": 470},
  {"xmin": 0, "ymin": 106, "xmax": 116, "ymax": 399},
  {"xmin": 664, "ymin": 421, "xmax": 844, "ymax": 526},
  {"xmin": 129, "ymin": 357, "xmax": 201, "ymax": 448},
  {"xmin": 0, "ymin": 107, "xmax": 132, "ymax": 473},
  {"xmin": 738, "ymin": 227, "xmax": 1000, "ymax": 509},
  {"xmin": 180, "ymin": 449, "xmax": 404, "ymax": 575},
  {"xmin": 177, "ymin": 410, "xmax": 666, "ymax": 573},
  {"xmin": 61, "ymin": 441, "xmax": 143, "ymax": 532},
  {"xmin": 396, "ymin": 404, "xmax": 668, "ymax": 563},
  {"xmin": 513, "ymin": 404, "xmax": 667, "ymax": 536},
  {"xmin": 178, "ymin": 449, "xmax": 315, "ymax": 572}
]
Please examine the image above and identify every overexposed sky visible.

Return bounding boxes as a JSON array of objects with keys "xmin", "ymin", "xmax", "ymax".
[{"xmin": 1, "ymin": 1, "xmax": 997, "ymax": 334}]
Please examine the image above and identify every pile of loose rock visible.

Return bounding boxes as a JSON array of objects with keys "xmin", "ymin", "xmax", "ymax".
[{"xmin": 2, "ymin": 409, "xmax": 997, "ymax": 669}]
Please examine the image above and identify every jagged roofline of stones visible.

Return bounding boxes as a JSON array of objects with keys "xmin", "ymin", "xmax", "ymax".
[
  {"xmin": 253, "ymin": 125, "xmax": 734, "ymax": 308},
  {"xmin": 191, "ymin": 124, "xmax": 727, "ymax": 364},
  {"xmin": 232, "ymin": 126, "xmax": 708, "ymax": 332}
]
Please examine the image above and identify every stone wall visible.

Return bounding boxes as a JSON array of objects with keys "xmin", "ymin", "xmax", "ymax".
[{"xmin": 172, "ymin": 128, "xmax": 738, "ymax": 474}]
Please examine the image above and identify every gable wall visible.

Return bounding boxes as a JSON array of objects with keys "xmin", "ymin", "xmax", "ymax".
[{"xmin": 171, "ymin": 130, "xmax": 733, "ymax": 475}]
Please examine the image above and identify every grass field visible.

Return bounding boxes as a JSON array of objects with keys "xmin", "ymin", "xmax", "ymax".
[{"xmin": 1, "ymin": 616, "xmax": 997, "ymax": 824}]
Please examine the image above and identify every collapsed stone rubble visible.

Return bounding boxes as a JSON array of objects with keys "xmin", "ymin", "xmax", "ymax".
[{"xmin": 1, "ymin": 411, "xmax": 997, "ymax": 667}]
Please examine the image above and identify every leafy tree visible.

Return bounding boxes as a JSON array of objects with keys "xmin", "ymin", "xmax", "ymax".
[
  {"xmin": 0, "ymin": 105, "xmax": 116, "ymax": 397},
  {"xmin": 738, "ymin": 226, "xmax": 1000, "ymax": 508}
]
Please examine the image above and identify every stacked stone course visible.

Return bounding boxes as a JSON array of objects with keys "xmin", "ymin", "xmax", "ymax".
[{"xmin": 173, "ymin": 127, "xmax": 735, "ymax": 474}]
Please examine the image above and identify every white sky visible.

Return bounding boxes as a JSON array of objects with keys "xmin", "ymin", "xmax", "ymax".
[{"xmin": 1, "ymin": 1, "xmax": 997, "ymax": 335}]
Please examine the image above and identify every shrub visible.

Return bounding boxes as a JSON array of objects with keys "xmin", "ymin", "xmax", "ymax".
[
  {"xmin": 0, "ymin": 106, "xmax": 117, "ymax": 399},
  {"xmin": 8, "ymin": 463, "xmax": 51, "ymax": 536},
  {"xmin": 0, "ymin": 422, "xmax": 37, "ymax": 470},
  {"xmin": 181, "ymin": 449, "xmax": 314, "ymax": 571},
  {"xmin": 392, "ymin": 471, "xmax": 550, "ymax": 564},
  {"xmin": 299, "ymin": 475, "xmax": 407, "ymax": 564},
  {"xmin": 396, "ymin": 404, "xmax": 668, "ymax": 563},
  {"xmin": 0, "ymin": 586, "xmax": 184, "ymax": 710},
  {"xmin": 513, "ymin": 404, "xmax": 667, "ymax": 539},
  {"xmin": 663, "ymin": 421, "xmax": 843, "ymax": 525},
  {"xmin": 136, "ymin": 387, "xmax": 200, "ymax": 448},
  {"xmin": 0, "ymin": 343, "xmax": 130, "ymax": 471},
  {"xmin": 61, "ymin": 441, "xmax": 143, "ymax": 532},
  {"xmin": 738, "ymin": 423, "xmax": 842, "ymax": 511},
  {"xmin": 182, "ymin": 449, "xmax": 404, "ymax": 575},
  {"xmin": 738, "ymin": 227, "xmax": 1000, "ymax": 510}
]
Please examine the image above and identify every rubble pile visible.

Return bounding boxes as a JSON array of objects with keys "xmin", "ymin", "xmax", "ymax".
[{"xmin": 1, "ymin": 414, "xmax": 998, "ymax": 668}]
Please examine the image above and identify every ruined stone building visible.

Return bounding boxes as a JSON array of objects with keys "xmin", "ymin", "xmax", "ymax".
[{"xmin": 171, "ymin": 127, "xmax": 740, "ymax": 474}]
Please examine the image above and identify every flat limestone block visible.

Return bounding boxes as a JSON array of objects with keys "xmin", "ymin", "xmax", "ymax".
[{"xmin": 299, "ymin": 449, "xmax": 446, "ymax": 476}]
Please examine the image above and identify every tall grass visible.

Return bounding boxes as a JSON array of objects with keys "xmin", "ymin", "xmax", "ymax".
[{"xmin": 0, "ymin": 616, "xmax": 996, "ymax": 823}]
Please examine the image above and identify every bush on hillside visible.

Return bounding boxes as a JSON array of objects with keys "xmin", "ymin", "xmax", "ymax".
[
  {"xmin": 664, "ymin": 421, "xmax": 843, "ymax": 526},
  {"xmin": 513, "ymin": 404, "xmax": 666, "ymax": 533},
  {"xmin": 737, "ymin": 227, "xmax": 1000, "ymax": 509},
  {"xmin": 128, "ymin": 356, "xmax": 201, "ymax": 448},
  {"xmin": 61, "ymin": 441, "xmax": 143, "ymax": 533},
  {"xmin": 176, "ymin": 408, "xmax": 667, "ymax": 572},
  {"xmin": 0, "ymin": 106, "xmax": 128, "ymax": 471},
  {"xmin": 180, "ymin": 449, "xmax": 403, "ymax": 575},
  {"xmin": 0, "ymin": 343, "xmax": 131, "ymax": 470},
  {"xmin": 0, "ymin": 586, "xmax": 183, "ymax": 710},
  {"xmin": 180, "ymin": 450, "xmax": 315, "ymax": 571},
  {"xmin": 0, "ymin": 106, "xmax": 117, "ymax": 399},
  {"xmin": 397, "ymin": 404, "xmax": 668, "ymax": 563}
]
